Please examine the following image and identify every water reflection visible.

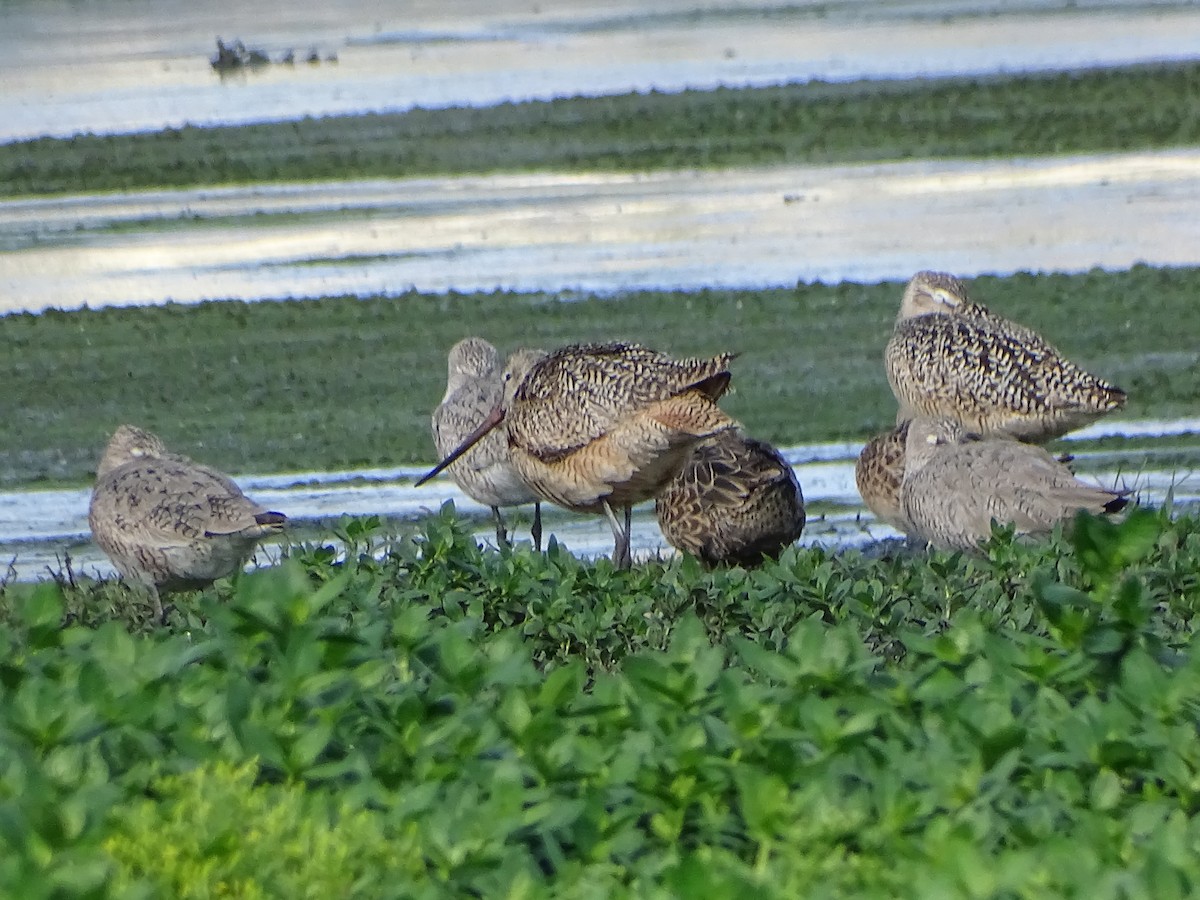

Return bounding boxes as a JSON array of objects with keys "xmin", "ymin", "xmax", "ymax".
[{"xmin": 4, "ymin": 151, "xmax": 1200, "ymax": 313}]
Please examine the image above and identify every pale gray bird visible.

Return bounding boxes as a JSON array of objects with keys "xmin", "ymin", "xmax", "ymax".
[
  {"xmin": 885, "ymin": 271, "xmax": 1126, "ymax": 442},
  {"xmin": 431, "ymin": 338, "xmax": 544, "ymax": 550},
  {"xmin": 655, "ymin": 430, "xmax": 805, "ymax": 567},
  {"xmin": 89, "ymin": 424, "xmax": 287, "ymax": 621},
  {"xmin": 899, "ymin": 416, "xmax": 1127, "ymax": 552}
]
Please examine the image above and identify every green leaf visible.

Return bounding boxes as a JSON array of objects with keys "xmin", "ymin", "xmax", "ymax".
[
  {"xmin": 537, "ymin": 663, "xmax": 583, "ymax": 709},
  {"xmin": 288, "ymin": 719, "xmax": 333, "ymax": 772},
  {"xmin": 20, "ymin": 582, "xmax": 64, "ymax": 631},
  {"xmin": 729, "ymin": 635, "xmax": 799, "ymax": 683},
  {"xmin": 734, "ymin": 767, "xmax": 788, "ymax": 839},
  {"xmin": 1090, "ymin": 769, "xmax": 1122, "ymax": 812}
]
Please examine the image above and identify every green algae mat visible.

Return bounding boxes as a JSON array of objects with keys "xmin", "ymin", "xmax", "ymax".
[
  {"xmin": 3, "ymin": 61, "xmax": 1200, "ymax": 196},
  {"xmin": 2, "ymin": 266, "xmax": 1197, "ymax": 487}
]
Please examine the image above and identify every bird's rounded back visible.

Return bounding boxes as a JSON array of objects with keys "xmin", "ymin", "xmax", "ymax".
[{"xmin": 506, "ymin": 342, "xmax": 734, "ymax": 456}]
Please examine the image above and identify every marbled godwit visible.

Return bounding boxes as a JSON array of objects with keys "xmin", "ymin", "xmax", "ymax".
[
  {"xmin": 89, "ymin": 424, "xmax": 287, "ymax": 621},
  {"xmin": 419, "ymin": 341, "xmax": 738, "ymax": 568},
  {"xmin": 885, "ymin": 271, "xmax": 1126, "ymax": 442},
  {"xmin": 855, "ymin": 420, "xmax": 912, "ymax": 532},
  {"xmin": 655, "ymin": 430, "xmax": 805, "ymax": 566},
  {"xmin": 899, "ymin": 416, "xmax": 1127, "ymax": 553},
  {"xmin": 431, "ymin": 338, "xmax": 544, "ymax": 550}
]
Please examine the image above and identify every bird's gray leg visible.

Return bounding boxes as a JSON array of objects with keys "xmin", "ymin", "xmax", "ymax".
[
  {"xmin": 148, "ymin": 584, "xmax": 168, "ymax": 625},
  {"xmin": 491, "ymin": 506, "xmax": 511, "ymax": 547},
  {"xmin": 531, "ymin": 502, "xmax": 543, "ymax": 552},
  {"xmin": 602, "ymin": 501, "xmax": 632, "ymax": 569}
]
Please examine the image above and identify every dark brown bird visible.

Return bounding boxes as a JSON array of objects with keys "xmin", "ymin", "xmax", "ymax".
[
  {"xmin": 655, "ymin": 430, "xmax": 805, "ymax": 566},
  {"xmin": 88, "ymin": 424, "xmax": 286, "ymax": 621},
  {"xmin": 855, "ymin": 420, "xmax": 911, "ymax": 532},
  {"xmin": 432, "ymin": 338, "xmax": 544, "ymax": 550},
  {"xmin": 900, "ymin": 416, "xmax": 1128, "ymax": 552},
  {"xmin": 885, "ymin": 271, "xmax": 1126, "ymax": 442},
  {"xmin": 419, "ymin": 341, "xmax": 738, "ymax": 568}
]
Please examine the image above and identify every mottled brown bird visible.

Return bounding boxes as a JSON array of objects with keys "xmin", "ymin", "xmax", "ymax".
[
  {"xmin": 419, "ymin": 341, "xmax": 739, "ymax": 568},
  {"xmin": 432, "ymin": 338, "xmax": 544, "ymax": 550},
  {"xmin": 855, "ymin": 420, "xmax": 911, "ymax": 532},
  {"xmin": 885, "ymin": 271, "xmax": 1126, "ymax": 442},
  {"xmin": 900, "ymin": 416, "xmax": 1127, "ymax": 552},
  {"xmin": 655, "ymin": 430, "xmax": 805, "ymax": 566},
  {"xmin": 89, "ymin": 424, "xmax": 287, "ymax": 620}
]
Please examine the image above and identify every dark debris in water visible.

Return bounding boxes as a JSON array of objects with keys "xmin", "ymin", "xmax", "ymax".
[{"xmin": 210, "ymin": 38, "xmax": 338, "ymax": 74}]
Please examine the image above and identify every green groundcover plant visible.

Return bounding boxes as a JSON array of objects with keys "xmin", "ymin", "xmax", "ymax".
[{"xmin": 2, "ymin": 506, "xmax": 1200, "ymax": 897}]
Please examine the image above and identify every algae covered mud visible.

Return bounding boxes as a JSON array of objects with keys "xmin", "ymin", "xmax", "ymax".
[{"xmin": 3, "ymin": 268, "xmax": 1200, "ymax": 488}]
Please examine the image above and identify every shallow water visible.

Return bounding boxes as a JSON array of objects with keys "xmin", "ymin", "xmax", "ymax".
[
  {"xmin": 2, "ymin": 0, "xmax": 1199, "ymax": 142},
  {"xmin": 4, "ymin": 149, "xmax": 1200, "ymax": 313},
  {"xmin": 5, "ymin": 419, "xmax": 1197, "ymax": 584}
]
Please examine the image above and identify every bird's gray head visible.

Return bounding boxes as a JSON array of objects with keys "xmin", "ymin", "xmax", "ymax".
[
  {"xmin": 417, "ymin": 346, "xmax": 550, "ymax": 488},
  {"xmin": 898, "ymin": 271, "xmax": 970, "ymax": 321},
  {"xmin": 97, "ymin": 424, "xmax": 169, "ymax": 477},
  {"xmin": 902, "ymin": 416, "xmax": 974, "ymax": 474},
  {"xmin": 447, "ymin": 337, "xmax": 501, "ymax": 381}
]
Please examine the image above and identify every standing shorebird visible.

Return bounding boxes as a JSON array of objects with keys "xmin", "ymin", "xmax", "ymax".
[
  {"xmin": 885, "ymin": 271, "xmax": 1126, "ymax": 442},
  {"xmin": 89, "ymin": 424, "xmax": 287, "ymax": 621},
  {"xmin": 655, "ymin": 430, "xmax": 805, "ymax": 567},
  {"xmin": 855, "ymin": 420, "xmax": 912, "ymax": 532},
  {"xmin": 432, "ymin": 338, "xmax": 544, "ymax": 550},
  {"xmin": 419, "ymin": 341, "xmax": 739, "ymax": 568},
  {"xmin": 899, "ymin": 417, "xmax": 1127, "ymax": 553}
]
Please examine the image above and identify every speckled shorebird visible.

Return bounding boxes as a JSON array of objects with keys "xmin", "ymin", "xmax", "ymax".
[
  {"xmin": 855, "ymin": 420, "xmax": 912, "ymax": 532},
  {"xmin": 655, "ymin": 430, "xmax": 805, "ymax": 567},
  {"xmin": 899, "ymin": 417, "xmax": 1127, "ymax": 552},
  {"xmin": 885, "ymin": 271, "xmax": 1126, "ymax": 442},
  {"xmin": 432, "ymin": 338, "xmax": 544, "ymax": 550},
  {"xmin": 419, "ymin": 341, "xmax": 739, "ymax": 568},
  {"xmin": 89, "ymin": 424, "xmax": 287, "ymax": 621}
]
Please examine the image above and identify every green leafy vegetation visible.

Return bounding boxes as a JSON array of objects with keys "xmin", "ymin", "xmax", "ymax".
[
  {"xmin": 4, "ymin": 61, "xmax": 1200, "ymax": 196},
  {"xmin": 2, "ymin": 507, "xmax": 1200, "ymax": 896},
  {"xmin": 2, "ymin": 265, "xmax": 1197, "ymax": 487},
  {"xmin": 104, "ymin": 761, "xmax": 417, "ymax": 898}
]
